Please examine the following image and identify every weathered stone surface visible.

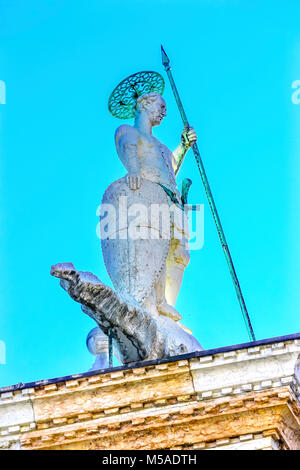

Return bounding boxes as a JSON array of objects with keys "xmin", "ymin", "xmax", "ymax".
[
  {"xmin": 0, "ymin": 391, "xmax": 35, "ymax": 450},
  {"xmin": 50, "ymin": 263, "xmax": 202, "ymax": 364}
]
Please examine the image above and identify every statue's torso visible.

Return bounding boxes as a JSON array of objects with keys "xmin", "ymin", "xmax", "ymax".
[{"xmin": 115, "ymin": 125, "xmax": 179, "ymax": 197}]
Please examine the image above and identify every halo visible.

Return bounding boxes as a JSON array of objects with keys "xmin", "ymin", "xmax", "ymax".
[{"xmin": 108, "ymin": 71, "xmax": 165, "ymax": 119}]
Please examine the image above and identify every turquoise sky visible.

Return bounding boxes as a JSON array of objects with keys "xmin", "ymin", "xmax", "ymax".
[{"xmin": 0, "ymin": 0, "xmax": 299, "ymax": 387}]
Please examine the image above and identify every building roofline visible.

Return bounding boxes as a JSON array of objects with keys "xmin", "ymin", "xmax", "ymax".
[{"xmin": 1, "ymin": 331, "xmax": 300, "ymax": 393}]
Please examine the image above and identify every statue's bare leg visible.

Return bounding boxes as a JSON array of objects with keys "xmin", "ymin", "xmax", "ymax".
[
  {"xmin": 142, "ymin": 289, "xmax": 160, "ymax": 320},
  {"xmin": 155, "ymin": 263, "xmax": 182, "ymax": 321},
  {"xmin": 142, "ymin": 243, "xmax": 185, "ymax": 322},
  {"xmin": 165, "ymin": 237, "xmax": 190, "ymax": 306}
]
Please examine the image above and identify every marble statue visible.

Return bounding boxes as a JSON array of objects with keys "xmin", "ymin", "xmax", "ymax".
[
  {"xmin": 51, "ymin": 72, "xmax": 203, "ymax": 366},
  {"xmin": 102, "ymin": 92, "xmax": 196, "ymax": 323}
]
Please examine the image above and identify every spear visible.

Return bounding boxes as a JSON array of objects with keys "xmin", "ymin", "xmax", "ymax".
[{"xmin": 161, "ymin": 45, "xmax": 256, "ymax": 341}]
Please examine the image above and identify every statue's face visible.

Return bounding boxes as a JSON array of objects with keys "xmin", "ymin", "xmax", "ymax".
[{"xmin": 146, "ymin": 95, "xmax": 167, "ymax": 127}]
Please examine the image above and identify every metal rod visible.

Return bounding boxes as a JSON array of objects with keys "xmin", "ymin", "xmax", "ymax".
[
  {"xmin": 108, "ymin": 328, "xmax": 113, "ymax": 367},
  {"xmin": 161, "ymin": 45, "xmax": 256, "ymax": 341}
]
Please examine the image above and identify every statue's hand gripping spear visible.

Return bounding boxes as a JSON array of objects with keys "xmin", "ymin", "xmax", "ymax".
[{"xmin": 161, "ymin": 45, "xmax": 256, "ymax": 342}]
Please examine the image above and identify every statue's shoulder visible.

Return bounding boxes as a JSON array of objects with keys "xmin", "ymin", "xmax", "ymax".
[{"xmin": 115, "ymin": 124, "xmax": 139, "ymax": 147}]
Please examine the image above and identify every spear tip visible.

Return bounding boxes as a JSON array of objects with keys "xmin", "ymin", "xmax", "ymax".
[{"xmin": 161, "ymin": 44, "xmax": 170, "ymax": 68}]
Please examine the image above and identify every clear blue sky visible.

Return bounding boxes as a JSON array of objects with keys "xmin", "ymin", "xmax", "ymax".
[{"xmin": 0, "ymin": 0, "xmax": 299, "ymax": 387}]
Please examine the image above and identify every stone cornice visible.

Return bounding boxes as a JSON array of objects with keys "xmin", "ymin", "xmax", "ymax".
[
  {"xmin": 1, "ymin": 333, "xmax": 299, "ymax": 450},
  {"xmin": 1, "ymin": 332, "xmax": 299, "ymax": 394}
]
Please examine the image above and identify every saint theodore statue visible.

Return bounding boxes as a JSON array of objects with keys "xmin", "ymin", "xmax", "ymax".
[
  {"xmin": 51, "ymin": 72, "xmax": 202, "ymax": 364},
  {"xmin": 105, "ymin": 91, "xmax": 197, "ymax": 322}
]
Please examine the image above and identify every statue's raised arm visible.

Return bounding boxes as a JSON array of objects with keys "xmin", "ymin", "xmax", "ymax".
[{"xmin": 172, "ymin": 127, "xmax": 197, "ymax": 174}]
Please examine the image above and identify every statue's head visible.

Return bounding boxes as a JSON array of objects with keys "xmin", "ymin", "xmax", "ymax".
[{"xmin": 133, "ymin": 92, "xmax": 167, "ymax": 126}]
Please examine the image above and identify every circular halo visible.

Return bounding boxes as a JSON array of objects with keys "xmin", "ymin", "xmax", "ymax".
[{"xmin": 108, "ymin": 71, "xmax": 165, "ymax": 119}]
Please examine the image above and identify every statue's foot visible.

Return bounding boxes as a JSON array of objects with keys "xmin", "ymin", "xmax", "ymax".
[{"xmin": 157, "ymin": 303, "xmax": 182, "ymax": 322}]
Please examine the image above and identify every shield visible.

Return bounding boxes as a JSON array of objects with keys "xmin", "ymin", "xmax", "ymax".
[{"xmin": 100, "ymin": 177, "xmax": 171, "ymax": 305}]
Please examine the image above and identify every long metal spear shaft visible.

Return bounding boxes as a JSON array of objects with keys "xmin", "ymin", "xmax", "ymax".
[{"xmin": 161, "ymin": 45, "xmax": 256, "ymax": 341}]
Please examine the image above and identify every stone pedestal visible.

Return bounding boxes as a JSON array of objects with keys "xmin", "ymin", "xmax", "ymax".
[{"xmin": 0, "ymin": 333, "xmax": 299, "ymax": 450}]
